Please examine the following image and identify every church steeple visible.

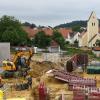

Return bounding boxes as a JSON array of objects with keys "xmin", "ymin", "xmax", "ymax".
[
  {"xmin": 88, "ymin": 11, "xmax": 97, "ymax": 22},
  {"xmin": 79, "ymin": 12, "xmax": 100, "ymax": 47},
  {"xmin": 87, "ymin": 11, "xmax": 99, "ymax": 47}
]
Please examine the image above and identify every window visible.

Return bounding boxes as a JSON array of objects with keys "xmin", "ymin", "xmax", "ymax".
[
  {"xmin": 3, "ymin": 63, "xmax": 6, "ymax": 66},
  {"xmin": 92, "ymin": 23, "xmax": 95, "ymax": 26},
  {"xmin": 7, "ymin": 63, "xmax": 13, "ymax": 67}
]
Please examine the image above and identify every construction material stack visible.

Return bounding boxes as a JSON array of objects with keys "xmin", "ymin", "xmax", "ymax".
[
  {"xmin": 53, "ymin": 69, "xmax": 99, "ymax": 100},
  {"xmin": 38, "ymin": 82, "xmax": 48, "ymax": 100},
  {"xmin": 66, "ymin": 54, "xmax": 88, "ymax": 72}
]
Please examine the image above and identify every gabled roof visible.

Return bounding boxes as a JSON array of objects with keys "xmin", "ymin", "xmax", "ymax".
[
  {"xmin": 42, "ymin": 27, "xmax": 53, "ymax": 36},
  {"xmin": 69, "ymin": 32, "xmax": 77, "ymax": 38},
  {"xmin": 23, "ymin": 26, "xmax": 38, "ymax": 38},
  {"xmin": 88, "ymin": 11, "xmax": 97, "ymax": 22},
  {"xmin": 23, "ymin": 26, "xmax": 73, "ymax": 39},
  {"xmin": 59, "ymin": 28, "xmax": 72, "ymax": 38},
  {"xmin": 88, "ymin": 34, "xmax": 97, "ymax": 43},
  {"xmin": 79, "ymin": 29, "xmax": 87, "ymax": 38},
  {"xmin": 23, "ymin": 26, "xmax": 53, "ymax": 38}
]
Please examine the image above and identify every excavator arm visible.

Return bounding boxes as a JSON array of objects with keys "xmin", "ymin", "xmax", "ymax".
[{"xmin": 2, "ymin": 48, "xmax": 34, "ymax": 71}]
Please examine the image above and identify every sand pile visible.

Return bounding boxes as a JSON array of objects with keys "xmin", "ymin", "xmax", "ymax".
[{"xmin": 29, "ymin": 61, "xmax": 63, "ymax": 77}]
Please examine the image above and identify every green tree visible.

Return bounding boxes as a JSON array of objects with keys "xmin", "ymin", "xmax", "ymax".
[
  {"xmin": 1, "ymin": 27, "xmax": 19, "ymax": 45},
  {"xmin": 52, "ymin": 30, "xmax": 65, "ymax": 49},
  {"xmin": 74, "ymin": 39, "xmax": 79, "ymax": 47},
  {"xmin": 0, "ymin": 15, "xmax": 28, "ymax": 46},
  {"xmin": 72, "ymin": 26, "xmax": 81, "ymax": 32},
  {"xmin": 34, "ymin": 31, "xmax": 51, "ymax": 48},
  {"xmin": 27, "ymin": 38, "xmax": 35, "ymax": 47}
]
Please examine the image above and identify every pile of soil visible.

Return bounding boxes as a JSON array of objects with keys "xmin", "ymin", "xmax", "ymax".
[{"xmin": 29, "ymin": 61, "xmax": 63, "ymax": 78}]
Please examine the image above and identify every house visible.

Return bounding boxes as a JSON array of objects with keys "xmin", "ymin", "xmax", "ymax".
[
  {"xmin": 79, "ymin": 11, "xmax": 100, "ymax": 47},
  {"xmin": 23, "ymin": 26, "xmax": 38, "ymax": 40},
  {"xmin": 59, "ymin": 28, "xmax": 81, "ymax": 44},
  {"xmin": 42, "ymin": 27, "xmax": 53, "ymax": 36},
  {"xmin": 69, "ymin": 32, "xmax": 80, "ymax": 44},
  {"xmin": 92, "ymin": 47, "xmax": 100, "ymax": 57},
  {"xmin": 59, "ymin": 28, "xmax": 72, "ymax": 42},
  {"xmin": 23, "ymin": 26, "xmax": 53, "ymax": 39},
  {"xmin": 23, "ymin": 26, "xmax": 73, "ymax": 42}
]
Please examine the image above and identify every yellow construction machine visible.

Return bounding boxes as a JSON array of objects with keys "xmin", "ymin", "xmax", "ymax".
[{"xmin": 1, "ymin": 48, "xmax": 33, "ymax": 78}]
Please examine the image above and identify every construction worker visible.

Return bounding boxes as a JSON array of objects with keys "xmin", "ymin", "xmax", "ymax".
[
  {"xmin": 0, "ymin": 75, "xmax": 2, "ymax": 84},
  {"xmin": 0, "ymin": 90, "xmax": 3, "ymax": 100},
  {"xmin": 27, "ymin": 75, "xmax": 32, "ymax": 89},
  {"xmin": 0, "ymin": 75, "xmax": 3, "ymax": 88},
  {"xmin": 23, "ymin": 71, "xmax": 27, "ymax": 79}
]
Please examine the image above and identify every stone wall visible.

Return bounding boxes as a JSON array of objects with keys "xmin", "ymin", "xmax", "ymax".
[{"xmin": 43, "ymin": 53, "xmax": 60, "ymax": 62}]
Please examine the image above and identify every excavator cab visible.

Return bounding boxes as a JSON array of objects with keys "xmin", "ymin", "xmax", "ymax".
[{"xmin": 2, "ymin": 61, "xmax": 16, "ymax": 71}]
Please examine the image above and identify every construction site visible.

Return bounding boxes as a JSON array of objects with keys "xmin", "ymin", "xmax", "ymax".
[{"xmin": 0, "ymin": 43, "xmax": 100, "ymax": 100}]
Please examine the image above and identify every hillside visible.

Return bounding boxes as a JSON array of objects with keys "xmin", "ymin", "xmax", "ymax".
[
  {"xmin": 54, "ymin": 20, "xmax": 87, "ymax": 28},
  {"xmin": 55, "ymin": 19, "xmax": 100, "ymax": 28}
]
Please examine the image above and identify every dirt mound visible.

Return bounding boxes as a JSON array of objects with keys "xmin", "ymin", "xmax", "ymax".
[{"xmin": 29, "ymin": 61, "xmax": 63, "ymax": 78}]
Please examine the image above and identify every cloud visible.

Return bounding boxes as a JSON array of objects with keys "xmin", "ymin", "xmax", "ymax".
[{"xmin": 0, "ymin": 0, "xmax": 100, "ymax": 26}]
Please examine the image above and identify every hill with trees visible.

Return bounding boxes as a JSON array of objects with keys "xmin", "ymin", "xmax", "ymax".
[
  {"xmin": 54, "ymin": 20, "xmax": 87, "ymax": 28},
  {"xmin": 22, "ymin": 22, "xmax": 37, "ymax": 28},
  {"xmin": 54, "ymin": 19, "xmax": 100, "ymax": 32}
]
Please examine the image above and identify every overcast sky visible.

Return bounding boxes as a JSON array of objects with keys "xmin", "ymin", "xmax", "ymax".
[{"xmin": 0, "ymin": 0, "xmax": 100, "ymax": 26}]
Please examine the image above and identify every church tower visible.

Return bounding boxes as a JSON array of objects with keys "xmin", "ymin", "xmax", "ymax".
[{"xmin": 87, "ymin": 11, "xmax": 99, "ymax": 47}]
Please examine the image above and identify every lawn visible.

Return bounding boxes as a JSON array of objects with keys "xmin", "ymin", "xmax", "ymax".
[{"xmin": 66, "ymin": 47, "xmax": 100, "ymax": 61}]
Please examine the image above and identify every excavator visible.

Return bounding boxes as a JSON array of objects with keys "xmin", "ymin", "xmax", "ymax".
[{"xmin": 1, "ymin": 48, "xmax": 34, "ymax": 78}]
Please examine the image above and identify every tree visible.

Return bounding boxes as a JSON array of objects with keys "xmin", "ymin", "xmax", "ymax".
[
  {"xmin": 27, "ymin": 38, "xmax": 35, "ymax": 47},
  {"xmin": 1, "ymin": 27, "xmax": 19, "ymax": 45},
  {"xmin": 72, "ymin": 26, "xmax": 81, "ymax": 32},
  {"xmin": 34, "ymin": 31, "xmax": 51, "ymax": 48},
  {"xmin": 0, "ymin": 15, "xmax": 28, "ymax": 46},
  {"xmin": 22, "ymin": 22, "xmax": 31, "ymax": 26},
  {"xmin": 66, "ymin": 41, "xmax": 70, "ymax": 45},
  {"xmin": 74, "ymin": 39, "xmax": 79, "ymax": 47},
  {"xmin": 52, "ymin": 30, "xmax": 65, "ymax": 49},
  {"xmin": 54, "ymin": 20, "xmax": 87, "ymax": 28},
  {"xmin": 30, "ymin": 24, "xmax": 36, "ymax": 28}
]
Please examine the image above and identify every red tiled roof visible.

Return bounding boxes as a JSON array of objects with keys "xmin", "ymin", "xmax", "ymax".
[
  {"xmin": 23, "ymin": 26, "xmax": 38, "ymax": 38},
  {"xmin": 23, "ymin": 26, "xmax": 72, "ymax": 39},
  {"xmin": 42, "ymin": 28, "xmax": 53, "ymax": 36},
  {"xmin": 23, "ymin": 26, "xmax": 53, "ymax": 38},
  {"xmin": 59, "ymin": 28, "xmax": 72, "ymax": 38},
  {"xmin": 93, "ymin": 47, "xmax": 100, "ymax": 51}
]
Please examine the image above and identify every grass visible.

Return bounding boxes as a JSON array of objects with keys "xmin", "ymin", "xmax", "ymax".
[
  {"xmin": 66, "ymin": 47, "xmax": 100, "ymax": 61},
  {"xmin": 66, "ymin": 47, "xmax": 86, "ymax": 55}
]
